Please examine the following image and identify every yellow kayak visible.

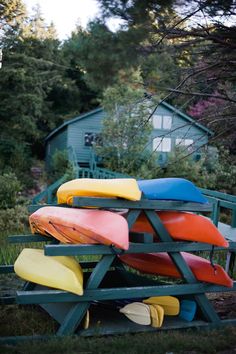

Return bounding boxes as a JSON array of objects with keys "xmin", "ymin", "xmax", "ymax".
[
  {"xmin": 57, "ymin": 178, "xmax": 142, "ymax": 204},
  {"xmin": 14, "ymin": 248, "xmax": 83, "ymax": 295}
]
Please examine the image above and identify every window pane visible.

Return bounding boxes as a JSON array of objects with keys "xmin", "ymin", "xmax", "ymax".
[
  {"xmin": 84, "ymin": 132, "xmax": 96, "ymax": 146},
  {"xmin": 153, "ymin": 115, "xmax": 162, "ymax": 129},
  {"xmin": 176, "ymin": 138, "xmax": 185, "ymax": 146},
  {"xmin": 162, "ymin": 138, "xmax": 171, "ymax": 152},
  {"xmin": 163, "ymin": 115, "xmax": 172, "ymax": 130},
  {"xmin": 185, "ymin": 139, "xmax": 193, "ymax": 146},
  {"xmin": 153, "ymin": 137, "xmax": 162, "ymax": 151}
]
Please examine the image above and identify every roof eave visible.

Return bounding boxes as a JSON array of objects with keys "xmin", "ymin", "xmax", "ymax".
[
  {"xmin": 161, "ymin": 101, "xmax": 214, "ymax": 136},
  {"xmin": 45, "ymin": 107, "xmax": 103, "ymax": 142}
]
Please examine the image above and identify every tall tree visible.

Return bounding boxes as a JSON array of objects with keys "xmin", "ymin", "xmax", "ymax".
[
  {"xmin": 96, "ymin": 70, "xmax": 159, "ymax": 177},
  {"xmin": 0, "ymin": 0, "xmax": 26, "ymax": 40},
  {"xmin": 95, "ymin": 0, "xmax": 236, "ymax": 155}
]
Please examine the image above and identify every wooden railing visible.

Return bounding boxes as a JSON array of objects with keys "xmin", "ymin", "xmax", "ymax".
[{"xmin": 199, "ymin": 188, "xmax": 236, "ymax": 228}]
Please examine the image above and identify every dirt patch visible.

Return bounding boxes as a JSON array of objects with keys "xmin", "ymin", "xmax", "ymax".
[{"xmin": 207, "ymin": 291, "xmax": 236, "ymax": 319}]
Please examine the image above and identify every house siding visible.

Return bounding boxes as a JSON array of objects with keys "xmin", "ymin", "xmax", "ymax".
[
  {"xmin": 149, "ymin": 105, "xmax": 208, "ymax": 160},
  {"xmin": 45, "ymin": 128, "xmax": 67, "ymax": 169},
  {"xmin": 45, "ymin": 103, "xmax": 211, "ymax": 169},
  {"xmin": 67, "ymin": 110, "xmax": 105, "ymax": 163}
]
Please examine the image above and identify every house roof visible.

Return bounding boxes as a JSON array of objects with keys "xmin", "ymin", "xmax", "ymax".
[
  {"xmin": 161, "ymin": 101, "xmax": 213, "ymax": 136},
  {"xmin": 45, "ymin": 101, "xmax": 213, "ymax": 142},
  {"xmin": 45, "ymin": 107, "xmax": 103, "ymax": 141}
]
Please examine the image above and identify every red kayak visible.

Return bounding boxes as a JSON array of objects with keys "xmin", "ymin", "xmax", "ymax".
[
  {"xmin": 131, "ymin": 211, "xmax": 228, "ymax": 247},
  {"xmin": 30, "ymin": 206, "xmax": 129, "ymax": 250},
  {"xmin": 119, "ymin": 252, "xmax": 233, "ymax": 287}
]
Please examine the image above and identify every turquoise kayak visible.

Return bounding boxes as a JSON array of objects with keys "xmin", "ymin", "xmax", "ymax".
[{"xmin": 138, "ymin": 178, "xmax": 208, "ymax": 204}]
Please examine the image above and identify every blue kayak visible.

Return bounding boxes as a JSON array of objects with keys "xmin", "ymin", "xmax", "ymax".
[{"xmin": 138, "ymin": 178, "xmax": 208, "ymax": 204}]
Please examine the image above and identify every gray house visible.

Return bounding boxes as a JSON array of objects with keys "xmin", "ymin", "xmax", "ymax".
[{"xmin": 45, "ymin": 101, "xmax": 213, "ymax": 169}]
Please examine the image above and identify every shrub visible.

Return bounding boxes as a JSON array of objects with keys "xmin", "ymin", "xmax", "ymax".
[
  {"xmin": 0, "ymin": 172, "xmax": 22, "ymax": 209},
  {"xmin": 48, "ymin": 150, "xmax": 74, "ymax": 182},
  {"xmin": 0, "ymin": 204, "xmax": 29, "ymax": 232}
]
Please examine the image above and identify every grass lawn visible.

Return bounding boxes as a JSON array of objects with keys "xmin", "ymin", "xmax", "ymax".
[{"xmin": 0, "ymin": 326, "xmax": 236, "ymax": 354}]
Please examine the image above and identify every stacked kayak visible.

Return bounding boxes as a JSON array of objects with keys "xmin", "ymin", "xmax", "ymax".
[
  {"xmin": 29, "ymin": 206, "xmax": 129, "ymax": 250},
  {"xmin": 15, "ymin": 178, "xmax": 142, "ymax": 294},
  {"xmin": 120, "ymin": 177, "xmax": 231, "ymax": 287},
  {"xmin": 119, "ymin": 252, "xmax": 233, "ymax": 287},
  {"xmin": 138, "ymin": 178, "xmax": 208, "ymax": 204},
  {"xmin": 131, "ymin": 211, "xmax": 228, "ymax": 247},
  {"xmin": 57, "ymin": 178, "xmax": 142, "ymax": 204},
  {"xmin": 14, "ymin": 248, "xmax": 83, "ymax": 295},
  {"xmin": 14, "ymin": 177, "xmax": 231, "ymax": 299},
  {"xmin": 30, "ymin": 178, "xmax": 142, "ymax": 249}
]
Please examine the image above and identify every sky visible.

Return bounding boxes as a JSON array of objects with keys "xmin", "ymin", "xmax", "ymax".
[{"xmin": 23, "ymin": 0, "xmax": 101, "ymax": 39}]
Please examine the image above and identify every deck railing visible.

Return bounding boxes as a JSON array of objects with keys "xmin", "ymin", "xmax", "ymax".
[{"xmin": 199, "ymin": 188, "xmax": 236, "ymax": 228}]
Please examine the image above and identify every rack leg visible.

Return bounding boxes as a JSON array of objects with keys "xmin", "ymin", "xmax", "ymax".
[{"xmin": 57, "ymin": 254, "xmax": 116, "ymax": 336}]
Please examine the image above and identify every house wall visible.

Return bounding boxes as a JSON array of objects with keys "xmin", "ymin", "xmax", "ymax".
[
  {"xmin": 149, "ymin": 105, "xmax": 208, "ymax": 164},
  {"xmin": 46, "ymin": 104, "xmax": 209, "ymax": 168},
  {"xmin": 67, "ymin": 109, "xmax": 105, "ymax": 164},
  {"xmin": 45, "ymin": 128, "xmax": 67, "ymax": 169}
]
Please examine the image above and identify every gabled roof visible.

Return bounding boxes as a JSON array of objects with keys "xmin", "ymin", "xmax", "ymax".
[
  {"xmin": 161, "ymin": 101, "xmax": 213, "ymax": 135},
  {"xmin": 45, "ymin": 101, "xmax": 213, "ymax": 142},
  {"xmin": 45, "ymin": 107, "xmax": 103, "ymax": 141}
]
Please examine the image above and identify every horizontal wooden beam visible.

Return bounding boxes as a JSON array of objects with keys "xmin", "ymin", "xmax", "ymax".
[
  {"xmin": 73, "ymin": 197, "xmax": 212, "ymax": 212},
  {"xmin": 44, "ymin": 241, "xmax": 233, "ymax": 257},
  {"xmin": 16, "ymin": 282, "xmax": 236, "ymax": 304}
]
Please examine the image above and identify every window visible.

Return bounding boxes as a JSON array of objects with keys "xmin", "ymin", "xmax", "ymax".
[
  {"xmin": 163, "ymin": 115, "xmax": 172, "ymax": 130},
  {"xmin": 175, "ymin": 138, "xmax": 193, "ymax": 147},
  {"xmin": 153, "ymin": 137, "xmax": 171, "ymax": 152},
  {"xmin": 175, "ymin": 138, "xmax": 194, "ymax": 151},
  {"xmin": 84, "ymin": 132, "xmax": 101, "ymax": 147},
  {"xmin": 153, "ymin": 115, "xmax": 172, "ymax": 130},
  {"xmin": 153, "ymin": 115, "xmax": 162, "ymax": 129}
]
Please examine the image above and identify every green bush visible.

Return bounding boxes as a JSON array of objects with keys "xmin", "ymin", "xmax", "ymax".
[
  {"xmin": 152, "ymin": 147, "xmax": 236, "ymax": 194},
  {"xmin": 48, "ymin": 150, "xmax": 74, "ymax": 182},
  {"xmin": 0, "ymin": 172, "xmax": 22, "ymax": 209},
  {"xmin": 0, "ymin": 204, "xmax": 29, "ymax": 232}
]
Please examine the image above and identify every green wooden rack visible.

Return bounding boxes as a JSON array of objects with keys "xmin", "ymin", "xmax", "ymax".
[{"xmin": 0, "ymin": 197, "xmax": 236, "ymax": 343}]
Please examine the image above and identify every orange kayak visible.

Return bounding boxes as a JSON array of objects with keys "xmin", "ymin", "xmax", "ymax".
[
  {"xmin": 131, "ymin": 211, "xmax": 228, "ymax": 247},
  {"xmin": 29, "ymin": 206, "xmax": 129, "ymax": 250},
  {"xmin": 119, "ymin": 252, "xmax": 233, "ymax": 287}
]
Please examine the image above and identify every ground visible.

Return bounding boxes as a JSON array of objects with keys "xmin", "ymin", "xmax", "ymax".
[{"xmin": 208, "ymin": 292, "xmax": 236, "ymax": 320}]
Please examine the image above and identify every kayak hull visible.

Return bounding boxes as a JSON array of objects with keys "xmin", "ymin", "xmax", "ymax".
[
  {"xmin": 138, "ymin": 178, "xmax": 208, "ymax": 204},
  {"xmin": 29, "ymin": 206, "xmax": 129, "ymax": 250},
  {"xmin": 131, "ymin": 211, "xmax": 228, "ymax": 247},
  {"xmin": 57, "ymin": 178, "xmax": 142, "ymax": 204},
  {"xmin": 119, "ymin": 252, "xmax": 233, "ymax": 287},
  {"xmin": 14, "ymin": 248, "xmax": 83, "ymax": 295}
]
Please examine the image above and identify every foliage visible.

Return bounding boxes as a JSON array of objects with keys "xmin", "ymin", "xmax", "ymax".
[
  {"xmin": 0, "ymin": 172, "xmax": 23, "ymax": 209},
  {"xmin": 0, "ymin": 5, "xmax": 100, "ymax": 180},
  {"xmin": 0, "ymin": 204, "xmax": 28, "ymax": 232},
  {"xmin": 96, "ymin": 0, "xmax": 236, "ymax": 143},
  {"xmin": 96, "ymin": 70, "xmax": 159, "ymax": 176},
  {"xmin": 48, "ymin": 149, "xmax": 74, "ymax": 182},
  {"xmin": 0, "ymin": 172, "xmax": 28, "ymax": 232},
  {"xmin": 156, "ymin": 147, "xmax": 236, "ymax": 194},
  {"xmin": 188, "ymin": 86, "xmax": 236, "ymax": 154},
  {"xmin": 211, "ymin": 149, "xmax": 236, "ymax": 194},
  {"xmin": 0, "ymin": 0, "xmax": 27, "ymax": 40}
]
